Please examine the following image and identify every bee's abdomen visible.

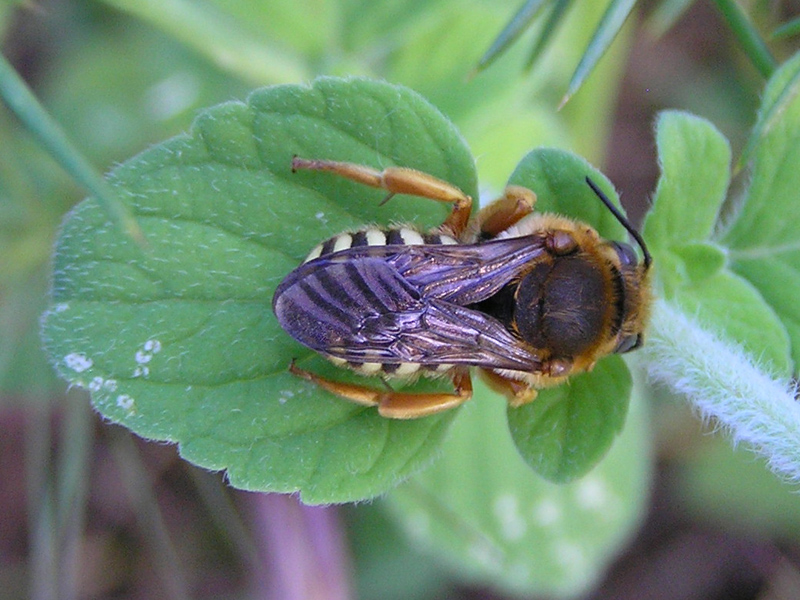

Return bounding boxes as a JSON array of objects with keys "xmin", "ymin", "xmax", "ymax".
[{"xmin": 303, "ymin": 227, "xmax": 458, "ymax": 263}]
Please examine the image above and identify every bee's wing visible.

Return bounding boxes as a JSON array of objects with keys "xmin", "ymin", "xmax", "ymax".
[
  {"xmin": 273, "ymin": 237, "xmax": 547, "ymax": 371},
  {"xmin": 387, "ymin": 234, "xmax": 549, "ymax": 305}
]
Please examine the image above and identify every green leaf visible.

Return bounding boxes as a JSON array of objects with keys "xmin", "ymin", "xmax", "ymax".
[
  {"xmin": 644, "ymin": 0, "xmax": 695, "ymax": 38},
  {"xmin": 0, "ymin": 54, "xmax": 144, "ymax": 245},
  {"xmin": 507, "ymin": 147, "xmax": 627, "ymax": 242},
  {"xmin": 42, "ymin": 77, "xmax": 477, "ymax": 504},
  {"xmin": 736, "ymin": 50, "xmax": 800, "ymax": 171},
  {"xmin": 674, "ymin": 270, "xmax": 791, "ymax": 375},
  {"xmin": 772, "ymin": 16, "xmax": 800, "ymax": 41},
  {"xmin": 671, "ymin": 242, "xmax": 726, "ymax": 284},
  {"xmin": 387, "ymin": 376, "xmax": 650, "ymax": 597},
  {"xmin": 641, "ymin": 107, "xmax": 791, "ymax": 374},
  {"xmin": 507, "ymin": 357, "xmax": 631, "ymax": 482},
  {"xmin": 723, "ymin": 51, "xmax": 800, "ymax": 369},
  {"xmin": 643, "ymin": 111, "xmax": 731, "ymax": 250},
  {"xmin": 523, "ymin": 0, "xmax": 571, "ymax": 70}
]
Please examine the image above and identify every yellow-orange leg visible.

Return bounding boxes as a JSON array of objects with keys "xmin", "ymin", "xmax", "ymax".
[
  {"xmin": 289, "ymin": 361, "xmax": 473, "ymax": 419},
  {"xmin": 473, "ymin": 185, "xmax": 537, "ymax": 238},
  {"xmin": 479, "ymin": 368, "xmax": 538, "ymax": 407},
  {"xmin": 291, "ymin": 157, "xmax": 473, "ymax": 238}
]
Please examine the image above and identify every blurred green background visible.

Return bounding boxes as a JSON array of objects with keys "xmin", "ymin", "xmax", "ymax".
[{"xmin": 2, "ymin": 0, "xmax": 800, "ymax": 598}]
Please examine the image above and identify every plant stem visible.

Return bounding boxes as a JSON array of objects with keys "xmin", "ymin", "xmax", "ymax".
[{"xmin": 642, "ymin": 299, "xmax": 800, "ymax": 482}]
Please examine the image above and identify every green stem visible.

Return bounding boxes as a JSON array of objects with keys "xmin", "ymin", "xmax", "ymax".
[
  {"xmin": 643, "ymin": 299, "xmax": 800, "ymax": 482},
  {"xmin": 0, "ymin": 54, "xmax": 144, "ymax": 245},
  {"xmin": 711, "ymin": 0, "xmax": 776, "ymax": 79}
]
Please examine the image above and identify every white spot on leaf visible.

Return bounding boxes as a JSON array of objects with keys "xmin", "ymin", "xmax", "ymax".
[
  {"xmin": 64, "ymin": 353, "xmax": 93, "ymax": 373},
  {"xmin": 135, "ymin": 351, "xmax": 153, "ymax": 364},
  {"xmin": 143, "ymin": 339, "xmax": 162, "ymax": 353},
  {"xmin": 117, "ymin": 394, "xmax": 134, "ymax": 411}
]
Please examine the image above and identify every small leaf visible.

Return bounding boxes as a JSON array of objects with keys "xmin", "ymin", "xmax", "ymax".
[
  {"xmin": 736, "ymin": 52, "xmax": 800, "ymax": 171},
  {"xmin": 42, "ymin": 77, "xmax": 477, "ymax": 504},
  {"xmin": 388, "ymin": 377, "xmax": 650, "ymax": 597},
  {"xmin": 507, "ymin": 357, "xmax": 631, "ymax": 482},
  {"xmin": 674, "ymin": 270, "xmax": 792, "ymax": 375},
  {"xmin": 561, "ymin": 0, "xmax": 637, "ymax": 106},
  {"xmin": 643, "ymin": 111, "xmax": 731, "ymax": 250},
  {"xmin": 507, "ymin": 147, "xmax": 627, "ymax": 242},
  {"xmin": 640, "ymin": 107, "xmax": 791, "ymax": 373},
  {"xmin": 671, "ymin": 242, "xmax": 726, "ymax": 284},
  {"xmin": 723, "ymin": 51, "xmax": 800, "ymax": 369}
]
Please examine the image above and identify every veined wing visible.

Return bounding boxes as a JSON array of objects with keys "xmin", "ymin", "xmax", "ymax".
[
  {"xmin": 272, "ymin": 254, "xmax": 543, "ymax": 371},
  {"xmin": 286, "ymin": 234, "xmax": 549, "ymax": 306}
]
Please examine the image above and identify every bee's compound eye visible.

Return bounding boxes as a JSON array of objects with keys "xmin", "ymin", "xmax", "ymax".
[
  {"xmin": 615, "ymin": 333, "xmax": 642, "ymax": 354},
  {"xmin": 611, "ymin": 241, "xmax": 638, "ymax": 267}
]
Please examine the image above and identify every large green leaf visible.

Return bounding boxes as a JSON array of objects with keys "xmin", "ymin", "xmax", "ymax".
[{"xmin": 42, "ymin": 77, "xmax": 476, "ymax": 504}]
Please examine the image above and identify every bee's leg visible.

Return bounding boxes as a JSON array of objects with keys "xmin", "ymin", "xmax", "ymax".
[
  {"xmin": 289, "ymin": 362, "xmax": 472, "ymax": 419},
  {"xmin": 479, "ymin": 369, "xmax": 538, "ymax": 407},
  {"xmin": 378, "ymin": 370, "xmax": 473, "ymax": 418},
  {"xmin": 292, "ymin": 157, "xmax": 473, "ymax": 237},
  {"xmin": 473, "ymin": 185, "xmax": 537, "ymax": 238}
]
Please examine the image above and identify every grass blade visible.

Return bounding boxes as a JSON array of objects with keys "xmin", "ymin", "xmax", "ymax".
[
  {"xmin": 772, "ymin": 16, "xmax": 800, "ymax": 41},
  {"xmin": 560, "ymin": 0, "xmax": 637, "ymax": 107},
  {"xmin": 524, "ymin": 0, "xmax": 571, "ymax": 70},
  {"xmin": 473, "ymin": 0, "xmax": 549, "ymax": 75},
  {"xmin": 0, "ymin": 54, "xmax": 144, "ymax": 245},
  {"xmin": 711, "ymin": 0, "xmax": 776, "ymax": 79},
  {"xmin": 645, "ymin": 0, "xmax": 696, "ymax": 39}
]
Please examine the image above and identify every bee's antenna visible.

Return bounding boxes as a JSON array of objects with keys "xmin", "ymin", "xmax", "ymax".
[{"xmin": 585, "ymin": 176, "xmax": 652, "ymax": 270}]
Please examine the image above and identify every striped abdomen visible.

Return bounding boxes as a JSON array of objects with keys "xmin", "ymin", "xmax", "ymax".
[{"xmin": 303, "ymin": 226, "xmax": 458, "ymax": 263}]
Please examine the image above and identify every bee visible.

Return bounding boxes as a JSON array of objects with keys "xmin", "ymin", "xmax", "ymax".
[{"xmin": 272, "ymin": 157, "xmax": 652, "ymax": 419}]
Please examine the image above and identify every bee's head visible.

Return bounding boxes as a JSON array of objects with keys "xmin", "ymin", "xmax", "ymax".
[{"xmin": 585, "ymin": 177, "xmax": 652, "ymax": 356}]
